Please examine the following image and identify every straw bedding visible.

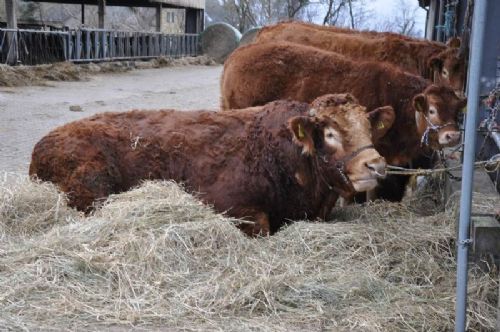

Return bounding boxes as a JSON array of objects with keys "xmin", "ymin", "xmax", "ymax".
[
  {"xmin": 0, "ymin": 56, "xmax": 217, "ymax": 87},
  {"xmin": 0, "ymin": 172, "xmax": 498, "ymax": 331}
]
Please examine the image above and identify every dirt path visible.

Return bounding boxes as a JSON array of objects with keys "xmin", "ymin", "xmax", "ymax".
[{"xmin": 0, "ymin": 65, "xmax": 222, "ymax": 173}]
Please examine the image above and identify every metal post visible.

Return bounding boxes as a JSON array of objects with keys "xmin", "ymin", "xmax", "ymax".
[
  {"xmin": 75, "ymin": 29, "xmax": 81, "ymax": 60},
  {"xmin": 437, "ymin": 0, "xmax": 445, "ymax": 41},
  {"xmin": 455, "ymin": 1, "xmax": 488, "ymax": 331},
  {"xmin": 67, "ymin": 32, "xmax": 73, "ymax": 60},
  {"xmin": 132, "ymin": 33, "xmax": 138, "ymax": 57},
  {"xmin": 85, "ymin": 30, "xmax": 91, "ymax": 59},
  {"xmin": 94, "ymin": 30, "xmax": 99, "ymax": 59},
  {"xmin": 101, "ymin": 30, "xmax": 107, "ymax": 58}
]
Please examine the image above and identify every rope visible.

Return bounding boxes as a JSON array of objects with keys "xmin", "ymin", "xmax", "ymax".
[{"xmin": 386, "ymin": 156, "xmax": 500, "ymax": 176}]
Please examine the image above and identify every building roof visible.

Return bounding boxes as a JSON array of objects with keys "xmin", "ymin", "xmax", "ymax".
[
  {"xmin": 418, "ymin": 0, "xmax": 430, "ymax": 7},
  {"xmin": 25, "ymin": 0, "xmax": 204, "ymax": 10}
]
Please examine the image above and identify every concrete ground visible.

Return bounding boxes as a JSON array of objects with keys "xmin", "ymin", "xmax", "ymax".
[{"xmin": 0, "ymin": 65, "xmax": 223, "ymax": 173}]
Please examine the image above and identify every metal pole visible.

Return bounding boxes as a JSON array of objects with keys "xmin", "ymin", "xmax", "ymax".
[
  {"xmin": 437, "ymin": 0, "xmax": 445, "ymax": 41},
  {"xmin": 455, "ymin": 1, "xmax": 488, "ymax": 331}
]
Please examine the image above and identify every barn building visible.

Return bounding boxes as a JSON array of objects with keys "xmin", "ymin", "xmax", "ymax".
[{"xmin": 1, "ymin": 0, "xmax": 205, "ymax": 64}]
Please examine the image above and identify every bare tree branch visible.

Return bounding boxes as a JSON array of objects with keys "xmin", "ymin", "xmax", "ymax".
[{"xmin": 347, "ymin": 0, "xmax": 354, "ymax": 28}]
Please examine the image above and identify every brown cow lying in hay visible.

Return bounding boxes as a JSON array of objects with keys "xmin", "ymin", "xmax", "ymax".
[
  {"xmin": 254, "ymin": 21, "xmax": 466, "ymax": 93},
  {"xmin": 221, "ymin": 42, "xmax": 466, "ymax": 168},
  {"xmin": 30, "ymin": 94, "xmax": 395, "ymax": 236}
]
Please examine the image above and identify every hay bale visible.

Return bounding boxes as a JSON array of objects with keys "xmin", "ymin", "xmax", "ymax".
[
  {"xmin": 239, "ymin": 27, "xmax": 261, "ymax": 46},
  {"xmin": 0, "ymin": 174, "xmax": 497, "ymax": 331},
  {"xmin": 200, "ymin": 23, "xmax": 242, "ymax": 63}
]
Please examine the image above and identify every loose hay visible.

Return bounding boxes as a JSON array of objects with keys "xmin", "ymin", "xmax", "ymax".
[
  {"xmin": 0, "ymin": 56, "xmax": 217, "ymax": 87},
  {"xmin": 0, "ymin": 174, "xmax": 498, "ymax": 331}
]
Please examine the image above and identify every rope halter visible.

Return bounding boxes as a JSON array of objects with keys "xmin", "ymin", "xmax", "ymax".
[
  {"xmin": 420, "ymin": 114, "xmax": 455, "ymax": 147},
  {"xmin": 319, "ymin": 144, "xmax": 376, "ymax": 189}
]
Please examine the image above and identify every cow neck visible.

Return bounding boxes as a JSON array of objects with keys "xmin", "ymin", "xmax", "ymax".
[
  {"xmin": 377, "ymin": 82, "xmax": 429, "ymax": 165},
  {"xmin": 409, "ymin": 42, "xmax": 445, "ymax": 79}
]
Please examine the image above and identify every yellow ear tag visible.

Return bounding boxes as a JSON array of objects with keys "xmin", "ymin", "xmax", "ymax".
[
  {"xmin": 298, "ymin": 124, "xmax": 305, "ymax": 139},
  {"xmin": 377, "ymin": 121, "xmax": 385, "ymax": 129},
  {"xmin": 462, "ymin": 106, "xmax": 467, "ymax": 113}
]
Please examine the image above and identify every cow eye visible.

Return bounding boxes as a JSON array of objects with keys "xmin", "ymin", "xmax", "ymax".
[
  {"xmin": 442, "ymin": 69, "xmax": 449, "ymax": 78},
  {"xmin": 429, "ymin": 108, "xmax": 437, "ymax": 115},
  {"xmin": 324, "ymin": 127, "xmax": 341, "ymax": 146}
]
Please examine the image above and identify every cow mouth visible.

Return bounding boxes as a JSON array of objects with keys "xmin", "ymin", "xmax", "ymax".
[{"xmin": 351, "ymin": 178, "xmax": 378, "ymax": 192}]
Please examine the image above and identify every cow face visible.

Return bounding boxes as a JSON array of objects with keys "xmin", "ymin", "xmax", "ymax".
[
  {"xmin": 413, "ymin": 85, "xmax": 467, "ymax": 149},
  {"xmin": 429, "ymin": 38, "xmax": 466, "ymax": 95},
  {"xmin": 288, "ymin": 94, "xmax": 395, "ymax": 195}
]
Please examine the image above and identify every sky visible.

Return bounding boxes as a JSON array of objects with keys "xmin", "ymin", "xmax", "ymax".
[{"xmin": 367, "ymin": 0, "xmax": 427, "ymax": 32}]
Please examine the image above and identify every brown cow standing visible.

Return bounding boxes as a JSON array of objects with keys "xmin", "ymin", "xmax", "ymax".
[
  {"xmin": 30, "ymin": 94, "xmax": 395, "ymax": 236},
  {"xmin": 254, "ymin": 21, "xmax": 466, "ymax": 93},
  {"xmin": 221, "ymin": 42, "xmax": 466, "ymax": 169}
]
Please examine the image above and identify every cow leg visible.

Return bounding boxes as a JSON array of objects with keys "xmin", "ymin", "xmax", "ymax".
[
  {"xmin": 62, "ymin": 161, "xmax": 117, "ymax": 212},
  {"xmin": 318, "ymin": 192, "xmax": 339, "ymax": 220},
  {"xmin": 237, "ymin": 211, "xmax": 270, "ymax": 237}
]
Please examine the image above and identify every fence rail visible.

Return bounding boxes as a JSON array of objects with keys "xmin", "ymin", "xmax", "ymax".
[{"xmin": 0, "ymin": 28, "xmax": 200, "ymax": 65}]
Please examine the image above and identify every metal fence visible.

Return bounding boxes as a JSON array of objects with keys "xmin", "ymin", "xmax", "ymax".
[{"xmin": 0, "ymin": 28, "xmax": 200, "ymax": 65}]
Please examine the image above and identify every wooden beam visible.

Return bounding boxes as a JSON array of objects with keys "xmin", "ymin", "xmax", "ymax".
[
  {"xmin": 156, "ymin": 4, "xmax": 163, "ymax": 32},
  {"xmin": 5, "ymin": 0, "xmax": 18, "ymax": 65},
  {"xmin": 426, "ymin": 0, "xmax": 437, "ymax": 40},
  {"xmin": 81, "ymin": 4, "xmax": 85, "ymax": 25},
  {"xmin": 5, "ymin": 0, "xmax": 17, "ymax": 29},
  {"xmin": 24, "ymin": 0, "xmax": 183, "ymax": 9},
  {"xmin": 98, "ymin": 0, "xmax": 106, "ymax": 29}
]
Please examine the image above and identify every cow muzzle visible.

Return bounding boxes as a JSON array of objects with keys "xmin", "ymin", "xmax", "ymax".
[
  {"xmin": 438, "ymin": 130, "xmax": 461, "ymax": 147},
  {"xmin": 350, "ymin": 156, "xmax": 387, "ymax": 192}
]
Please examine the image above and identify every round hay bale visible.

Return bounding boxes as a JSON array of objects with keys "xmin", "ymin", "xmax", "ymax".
[
  {"xmin": 239, "ymin": 27, "xmax": 261, "ymax": 46},
  {"xmin": 200, "ymin": 23, "xmax": 241, "ymax": 63}
]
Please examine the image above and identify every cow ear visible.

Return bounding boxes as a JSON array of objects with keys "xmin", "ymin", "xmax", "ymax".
[
  {"xmin": 413, "ymin": 94, "xmax": 428, "ymax": 113},
  {"xmin": 288, "ymin": 116, "xmax": 316, "ymax": 155},
  {"xmin": 367, "ymin": 106, "xmax": 395, "ymax": 141},
  {"xmin": 429, "ymin": 55, "xmax": 443, "ymax": 71},
  {"xmin": 458, "ymin": 97, "xmax": 467, "ymax": 109},
  {"xmin": 447, "ymin": 37, "xmax": 461, "ymax": 48}
]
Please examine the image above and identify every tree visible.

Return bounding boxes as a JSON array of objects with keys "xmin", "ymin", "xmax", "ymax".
[
  {"xmin": 321, "ymin": 0, "xmax": 347, "ymax": 25},
  {"xmin": 285, "ymin": 0, "xmax": 310, "ymax": 19},
  {"xmin": 376, "ymin": 0, "xmax": 422, "ymax": 37},
  {"xmin": 206, "ymin": 0, "xmax": 311, "ymax": 33}
]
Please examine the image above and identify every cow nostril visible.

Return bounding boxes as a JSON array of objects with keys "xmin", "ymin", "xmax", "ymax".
[
  {"xmin": 445, "ymin": 132, "xmax": 461, "ymax": 142},
  {"xmin": 366, "ymin": 161, "xmax": 386, "ymax": 177},
  {"xmin": 365, "ymin": 162, "xmax": 375, "ymax": 172}
]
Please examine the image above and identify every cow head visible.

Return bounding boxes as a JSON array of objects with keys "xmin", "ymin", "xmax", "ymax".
[
  {"xmin": 413, "ymin": 85, "xmax": 467, "ymax": 149},
  {"xmin": 288, "ymin": 94, "xmax": 395, "ymax": 196},
  {"xmin": 428, "ymin": 37, "xmax": 467, "ymax": 95}
]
